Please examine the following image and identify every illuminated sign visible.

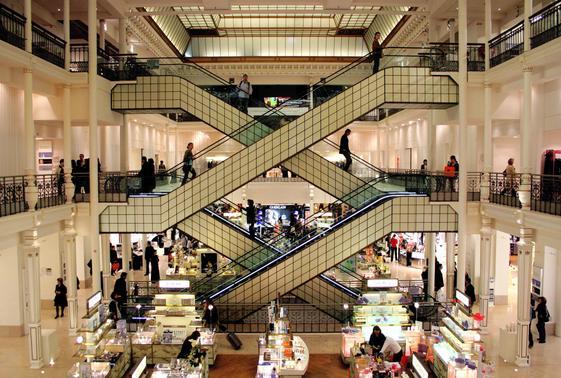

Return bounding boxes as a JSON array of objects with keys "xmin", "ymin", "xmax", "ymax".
[
  {"xmin": 86, "ymin": 291, "xmax": 102, "ymax": 313},
  {"xmin": 159, "ymin": 280, "xmax": 190, "ymax": 289},
  {"xmin": 131, "ymin": 356, "xmax": 146, "ymax": 378},
  {"xmin": 455, "ymin": 289, "xmax": 471, "ymax": 308},
  {"xmin": 367, "ymin": 278, "xmax": 398, "ymax": 288}
]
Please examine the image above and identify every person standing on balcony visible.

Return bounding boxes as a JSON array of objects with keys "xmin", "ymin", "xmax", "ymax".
[
  {"xmin": 56, "ymin": 159, "xmax": 65, "ymax": 195},
  {"xmin": 340, "ymin": 129, "xmax": 352, "ymax": 172},
  {"xmin": 73, "ymin": 153, "xmax": 87, "ymax": 196},
  {"xmin": 181, "ymin": 143, "xmax": 197, "ymax": 185},
  {"xmin": 502, "ymin": 158, "xmax": 516, "ymax": 195},
  {"xmin": 237, "ymin": 74, "xmax": 253, "ymax": 114},
  {"xmin": 420, "ymin": 159, "xmax": 428, "ymax": 171},
  {"xmin": 372, "ymin": 32, "xmax": 383, "ymax": 74}
]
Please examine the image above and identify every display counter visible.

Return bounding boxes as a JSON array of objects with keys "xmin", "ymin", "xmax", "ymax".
[
  {"xmin": 257, "ymin": 334, "xmax": 309, "ymax": 377},
  {"xmin": 349, "ymin": 354, "xmax": 402, "ymax": 378},
  {"xmin": 151, "ymin": 358, "xmax": 209, "ymax": 378}
]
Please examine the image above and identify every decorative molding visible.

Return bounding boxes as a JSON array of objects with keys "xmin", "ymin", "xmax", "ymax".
[
  {"xmin": 127, "ymin": 16, "xmax": 176, "ymax": 58},
  {"xmin": 387, "ymin": 15, "xmax": 427, "ymax": 47}
]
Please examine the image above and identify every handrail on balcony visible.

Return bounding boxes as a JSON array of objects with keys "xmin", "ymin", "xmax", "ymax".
[
  {"xmin": 35, "ymin": 174, "xmax": 65, "ymax": 209},
  {"xmin": 0, "ymin": 3, "xmax": 26, "ymax": 49},
  {"xmin": 530, "ymin": 0, "xmax": 561, "ymax": 49},
  {"xmin": 489, "ymin": 21, "xmax": 524, "ymax": 67},
  {"xmin": 0, "ymin": 175, "xmax": 27, "ymax": 217},
  {"xmin": 31, "ymin": 22, "xmax": 66, "ymax": 68}
]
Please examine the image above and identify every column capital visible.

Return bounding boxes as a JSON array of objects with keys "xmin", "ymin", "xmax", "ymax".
[
  {"xmin": 23, "ymin": 68, "xmax": 32, "ymax": 74},
  {"xmin": 483, "ymin": 81, "xmax": 492, "ymax": 88},
  {"xmin": 521, "ymin": 64, "xmax": 533, "ymax": 73},
  {"xmin": 519, "ymin": 227, "xmax": 535, "ymax": 241},
  {"xmin": 480, "ymin": 214, "xmax": 493, "ymax": 234}
]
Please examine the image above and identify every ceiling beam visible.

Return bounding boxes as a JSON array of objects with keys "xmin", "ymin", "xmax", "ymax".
[
  {"xmin": 133, "ymin": 9, "xmax": 429, "ymax": 16},
  {"xmin": 124, "ymin": 0, "xmax": 429, "ymax": 7}
]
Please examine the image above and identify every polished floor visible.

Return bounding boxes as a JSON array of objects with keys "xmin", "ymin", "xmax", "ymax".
[{"xmin": 0, "ymin": 261, "xmax": 559, "ymax": 377}]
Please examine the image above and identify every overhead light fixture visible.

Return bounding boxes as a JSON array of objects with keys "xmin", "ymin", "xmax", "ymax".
[
  {"xmin": 104, "ymin": 23, "xmax": 108, "ymax": 32},
  {"xmin": 497, "ymin": 8, "xmax": 501, "ymax": 11}
]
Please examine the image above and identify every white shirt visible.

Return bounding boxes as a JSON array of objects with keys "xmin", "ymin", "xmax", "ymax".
[{"xmin": 380, "ymin": 336, "xmax": 401, "ymax": 354}]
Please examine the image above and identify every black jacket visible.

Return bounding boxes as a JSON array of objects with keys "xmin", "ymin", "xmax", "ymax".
[
  {"xmin": 465, "ymin": 283, "xmax": 476, "ymax": 305},
  {"xmin": 246, "ymin": 204, "xmax": 256, "ymax": 224},
  {"xmin": 114, "ymin": 278, "xmax": 127, "ymax": 300},
  {"xmin": 54, "ymin": 283, "xmax": 68, "ymax": 307},
  {"xmin": 536, "ymin": 302, "xmax": 548, "ymax": 322},
  {"xmin": 144, "ymin": 245, "xmax": 155, "ymax": 261},
  {"xmin": 339, "ymin": 134, "xmax": 350, "ymax": 154},
  {"xmin": 368, "ymin": 333, "xmax": 386, "ymax": 354}
]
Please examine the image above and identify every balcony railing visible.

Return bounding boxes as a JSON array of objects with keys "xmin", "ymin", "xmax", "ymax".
[
  {"xmin": 0, "ymin": 4, "xmax": 66, "ymax": 68},
  {"xmin": 0, "ymin": 3, "xmax": 25, "ymax": 49},
  {"xmin": 530, "ymin": 0, "xmax": 561, "ymax": 49},
  {"xmin": 467, "ymin": 172, "xmax": 483, "ymax": 201},
  {"xmin": 0, "ymin": 176, "xmax": 27, "ymax": 217},
  {"xmin": 489, "ymin": 172, "xmax": 522, "ymax": 208},
  {"xmin": 489, "ymin": 22, "xmax": 524, "ymax": 68},
  {"xmin": 36, "ymin": 174, "xmax": 65, "ymax": 209},
  {"xmin": 429, "ymin": 43, "xmax": 485, "ymax": 72},
  {"xmin": 530, "ymin": 173, "xmax": 561, "ymax": 216},
  {"xmin": 31, "ymin": 23, "xmax": 65, "ymax": 68}
]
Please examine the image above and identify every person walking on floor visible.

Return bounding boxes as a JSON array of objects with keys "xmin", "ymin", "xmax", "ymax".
[
  {"xmin": 113, "ymin": 272, "xmax": 128, "ymax": 315},
  {"xmin": 181, "ymin": 142, "xmax": 196, "ymax": 185},
  {"xmin": 536, "ymin": 296, "xmax": 550, "ymax": 343},
  {"xmin": 246, "ymin": 199, "xmax": 256, "ymax": 239},
  {"xmin": 144, "ymin": 241, "xmax": 155, "ymax": 276},
  {"xmin": 237, "ymin": 74, "xmax": 253, "ymax": 114},
  {"xmin": 465, "ymin": 276, "xmax": 477, "ymax": 308},
  {"xmin": 110, "ymin": 244, "xmax": 118, "ymax": 275},
  {"xmin": 389, "ymin": 234, "xmax": 399, "ymax": 262},
  {"xmin": 150, "ymin": 254, "xmax": 160, "ymax": 283},
  {"xmin": 54, "ymin": 278, "xmax": 68, "ymax": 319},
  {"xmin": 372, "ymin": 32, "xmax": 383, "ymax": 74},
  {"xmin": 502, "ymin": 158, "xmax": 516, "ymax": 195},
  {"xmin": 339, "ymin": 129, "xmax": 352, "ymax": 172}
]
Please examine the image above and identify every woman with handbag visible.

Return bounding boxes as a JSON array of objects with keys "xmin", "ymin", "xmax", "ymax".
[{"xmin": 54, "ymin": 278, "xmax": 68, "ymax": 319}]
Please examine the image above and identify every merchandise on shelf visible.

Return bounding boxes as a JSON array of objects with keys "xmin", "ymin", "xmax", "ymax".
[
  {"xmin": 256, "ymin": 304, "xmax": 309, "ymax": 377},
  {"xmin": 151, "ymin": 358, "xmax": 209, "ymax": 378},
  {"xmin": 349, "ymin": 354, "xmax": 402, "ymax": 378}
]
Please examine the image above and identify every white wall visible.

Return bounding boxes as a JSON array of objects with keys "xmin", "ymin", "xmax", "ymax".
[
  {"xmin": 0, "ymin": 83, "xmax": 24, "ymax": 175},
  {"xmin": 0, "ymin": 234, "xmax": 23, "ymax": 328},
  {"xmin": 494, "ymin": 230, "xmax": 511, "ymax": 305},
  {"xmin": 38, "ymin": 227, "xmax": 62, "ymax": 302}
]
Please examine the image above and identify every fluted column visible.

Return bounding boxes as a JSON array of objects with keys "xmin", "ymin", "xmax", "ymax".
[
  {"xmin": 516, "ymin": 228, "xmax": 534, "ymax": 367},
  {"xmin": 518, "ymin": 65, "xmax": 533, "ymax": 210},
  {"xmin": 23, "ymin": 229, "xmax": 42, "ymax": 368},
  {"xmin": 479, "ymin": 215, "xmax": 493, "ymax": 330},
  {"xmin": 446, "ymin": 233, "xmax": 456, "ymax": 300},
  {"xmin": 121, "ymin": 234, "xmax": 132, "ymax": 273},
  {"xmin": 101, "ymin": 234, "xmax": 111, "ymax": 300},
  {"xmin": 64, "ymin": 0, "xmax": 70, "ymax": 70},
  {"xmin": 24, "ymin": 68, "xmax": 37, "ymax": 211},
  {"xmin": 63, "ymin": 84, "xmax": 74, "ymax": 203},
  {"xmin": 120, "ymin": 115, "xmax": 130, "ymax": 171},
  {"xmin": 384, "ymin": 124, "xmax": 390, "ymax": 169},
  {"xmin": 481, "ymin": 82, "xmax": 492, "ymax": 202},
  {"xmin": 63, "ymin": 219, "xmax": 78, "ymax": 334},
  {"xmin": 426, "ymin": 233, "xmax": 435, "ymax": 297}
]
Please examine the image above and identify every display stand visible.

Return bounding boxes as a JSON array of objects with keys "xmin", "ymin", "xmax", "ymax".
[
  {"xmin": 432, "ymin": 290, "xmax": 484, "ymax": 378},
  {"xmin": 151, "ymin": 358, "xmax": 209, "ymax": 378},
  {"xmin": 70, "ymin": 292, "xmax": 131, "ymax": 378},
  {"xmin": 256, "ymin": 303, "xmax": 309, "ymax": 377},
  {"xmin": 349, "ymin": 354, "xmax": 402, "ymax": 378}
]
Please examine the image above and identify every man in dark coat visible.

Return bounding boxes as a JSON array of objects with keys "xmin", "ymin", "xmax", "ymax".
[
  {"xmin": 144, "ymin": 241, "xmax": 155, "ymax": 276},
  {"xmin": 339, "ymin": 129, "xmax": 352, "ymax": 172},
  {"xmin": 246, "ymin": 199, "xmax": 256, "ymax": 239}
]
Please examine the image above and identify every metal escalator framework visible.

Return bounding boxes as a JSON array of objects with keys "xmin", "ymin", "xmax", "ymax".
[{"xmin": 100, "ymin": 66, "xmax": 458, "ymax": 233}]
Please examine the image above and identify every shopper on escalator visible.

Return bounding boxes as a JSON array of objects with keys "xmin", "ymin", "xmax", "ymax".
[
  {"xmin": 246, "ymin": 199, "xmax": 256, "ymax": 239},
  {"xmin": 181, "ymin": 142, "xmax": 197, "ymax": 185},
  {"xmin": 340, "ymin": 129, "xmax": 352, "ymax": 172},
  {"xmin": 372, "ymin": 32, "xmax": 383, "ymax": 74}
]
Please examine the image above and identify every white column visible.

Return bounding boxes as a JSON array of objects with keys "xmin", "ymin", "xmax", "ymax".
[
  {"xmin": 89, "ymin": 0, "xmax": 101, "ymax": 292},
  {"xmin": 119, "ymin": 18, "xmax": 127, "ymax": 53},
  {"xmin": 101, "ymin": 234, "xmax": 111, "ymax": 300},
  {"xmin": 99, "ymin": 20, "xmax": 106, "ymax": 50},
  {"xmin": 479, "ymin": 215, "xmax": 493, "ymax": 330},
  {"xmin": 165, "ymin": 124, "xmax": 171, "ymax": 167},
  {"xmin": 120, "ymin": 115, "xmax": 130, "ymax": 171},
  {"xmin": 446, "ymin": 233, "xmax": 456, "ymax": 300},
  {"xmin": 63, "ymin": 85, "xmax": 74, "ymax": 203},
  {"xmin": 519, "ymin": 66, "xmax": 533, "ymax": 210},
  {"xmin": 175, "ymin": 126, "xmax": 180, "ymax": 163},
  {"xmin": 427, "ymin": 111, "xmax": 436, "ymax": 167},
  {"xmin": 24, "ymin": 0, "xmax": 32, "ymax": 53},
  {"xmin": 481, "ymin": 82, "xmax": 492, "ymax": 202},
  {"xmin": 121, "ymin": 234, "xmax": 132, "ymax": 273},
  {"xmin": 376, "ymin": 128, "xmax": 382, "ymax": 167},
  {"xmin": 384, "ymin": 125, "xmax": 390, "ymax": 169},
  {"xmin": 516, "ymin": 228, "xmax": 534, "ymax": 367},
  {"xmin": 484, "ymin": 0, "xmax": 491, "ymax": 71},
  {"xmin": 426, "ymin": 233, "xmax": 436, "ymax": 297},
  {"xmin": 64, "ymin": 0, "xmax": 70, "ymax": 70},
  {"xmin": 456, "ymin": 0, "xmax": 468, "ymax": 292},
  {"xmin": 23, "ymin": 229, "xmax": 42, "ymax": 368},
  {"xmin": 524, "ymin": 0, "xmax": 532, "ymax": 52},
  {"xmin": 63, "ymin": 219, "xmax": 78, "ymax": 334}
]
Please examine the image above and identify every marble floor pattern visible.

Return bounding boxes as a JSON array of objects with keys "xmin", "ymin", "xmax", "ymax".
[{"xmin": 0, "ymin": 261, "xmax": 559, "ymax": 377}]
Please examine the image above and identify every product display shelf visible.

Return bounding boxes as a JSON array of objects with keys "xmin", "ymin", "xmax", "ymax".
[
  {"xmin": 349, "ymin": 354, "xmax": 402, "ymax": 378},
  {"xmin": 256, "ymin": 310, "xmax": 309, "ymax": 378},
  {"xmin": 151, "ymin": 358, "xmax": 209, "ymax": 378},
  {"xmin": 75, "ymin": 319, "xmax": 114, "ymax": 358}
]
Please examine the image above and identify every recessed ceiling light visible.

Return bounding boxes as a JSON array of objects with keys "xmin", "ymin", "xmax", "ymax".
[
  {"xmin": 57, "ymin": 8, "xmax": 61, "ymax": 12},
  {"xmin": 497, "ymin": 8, "xmax": 501, "ymax": 11}
]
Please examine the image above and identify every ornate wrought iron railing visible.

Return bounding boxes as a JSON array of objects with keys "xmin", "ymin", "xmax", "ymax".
[
  {"xmin": 31, "ymin": 22, "xmax": 65, "ymax": 68},
  {"xmin": 530, "ymin": 173, "xmax": 561, "ymax": 216},
  {"xmin": 36, "ymin": 174, "xmax": 65, "ymax": 209},
  {"xmin": 429, "ymin": 43, "xmax": 485, "ymax": 72},
  {"xmin": 0, "ymin": 176, "xmax": 27, "ymax": 217},
  {"xmin": 489, "ymin": 172, "xmax": 522, "ymax": 208},
  {"xmin": 489, "ymin": 22, "xmax": 524, "ymax": 68},
  {"xmin": 530, "ymin": 0, "xmax": 561, "ymax": 49},
  {"xmin": 0, "ymin": 3, "xmax": 25, "ymax": 49}
]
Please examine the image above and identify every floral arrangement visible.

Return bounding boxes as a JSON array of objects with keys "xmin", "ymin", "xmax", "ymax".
[
  {"xmin": 472, "ymin": 312, "xmax": 485, "ymax": 322},
  {"xmin": 187, "ymin": 340, "xmax": 207, "ymax": 367}
]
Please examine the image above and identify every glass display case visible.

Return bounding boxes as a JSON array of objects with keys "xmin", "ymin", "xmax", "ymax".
[{"xmin": 151, "ymin": 358, "xmax": 209, "ymax": 378}]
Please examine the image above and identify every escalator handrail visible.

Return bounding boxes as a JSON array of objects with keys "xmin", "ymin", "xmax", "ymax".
[{"xmin": 319, "ymin": 139, "xmax": 386, "ymax": 176}]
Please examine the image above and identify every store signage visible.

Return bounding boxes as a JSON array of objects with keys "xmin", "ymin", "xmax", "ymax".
[
  {"xmin": 367, "ymin": 278, "xmax": 398, "ymax": 288},
  {"xmin": 268, "ymin": 205, "xmax": 287, "ymax": 209},
  {"xmin": 86, "ymin": 291, "xmax": 102, "ymax": 313},
  {"xmin": 412, "ymin": 353, "xmax": 429, "ymax": 378},
  {"xmin": 455, "ymin": 289, "xmax": 471, "ymax": 308},
  {"xmin": 159, "ymin": 280, "xmax": 190, "ymax": 289},
  {"xmin": 131, "ymin": 356, "xmax": 146, "ymax": 378}
]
